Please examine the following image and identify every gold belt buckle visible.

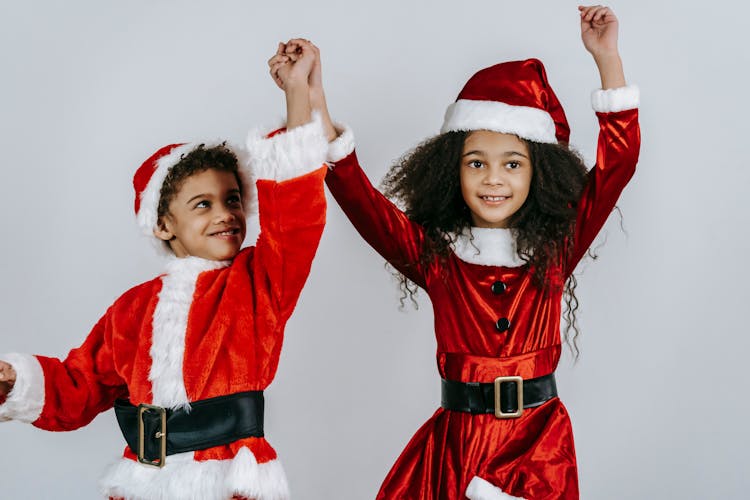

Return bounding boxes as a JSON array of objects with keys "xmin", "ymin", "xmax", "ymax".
[
  {"xmin": 137, "ymin": 403, "xmax": 167, "ymax": 468},
  {"xmin": 493, "ymin": 376, "xmax": 523, "ymax": 419}
]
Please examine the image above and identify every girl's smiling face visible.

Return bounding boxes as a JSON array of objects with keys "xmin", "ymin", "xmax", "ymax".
[
  {"xmin": 460, "ymin": 130, "xmax": 532, "ymax": 228},
  {"xmin": 154, "ymin": 168, "xmax": 246, "ymax": 260}
]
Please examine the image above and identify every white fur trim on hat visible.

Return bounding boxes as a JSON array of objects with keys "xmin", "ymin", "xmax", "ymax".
[
  {"xmin": 100, "ymin": 447, "xmax": 289, "ymax": 500},
  {"xmin": 136, "ymin": 140, "xmax": 253, "ymax": 238},
  {"xmin": 466, "ymin": 476, "xmax": 526, "ymax": 500},
  {"xmin": 591, "ymin": 84, "xmax": 640, "ymax": 113},
  {"xmin": 326, "ymin": 123, "xmax": 355, "ymax": 164},
  {"xmin": 449, "ymin": 227, "xmax": 525, "ymax": 268},
  {"xmin": 246, "ymin": 111, "xmax": 328, "ymax": 182},
  {"xmin": 0, "ymin": 352, "xmax": 45, "ymax": 423},
  {"xmin": 441, "ymin": 99, "xmax": 557, "ymax": 144},
  {"xmin": 149, "ymin": 256, "xmax": 230, "ymax": 410}
]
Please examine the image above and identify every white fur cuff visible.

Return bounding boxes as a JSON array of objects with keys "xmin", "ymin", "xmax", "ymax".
[
  {"xmin": 591, "ymin": 85, "xmax": 640, "ymax": 113},
  {"xmin": 246, "ymin": 111, "xmax": 328, "ymax": 182},
  {"xmin": 466, "ymin": 476, "xmax": 525, "ymax": 500},
  {"xmin": 327, "ymin": 124, "xmax": 355, "ymax": 163},
  {"xmin": 0, "ymin": 353, "xmax": 45, "ymax": 423}
]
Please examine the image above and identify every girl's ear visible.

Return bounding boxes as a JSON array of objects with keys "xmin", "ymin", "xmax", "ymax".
[{"xmin": 153, "ymin": 217, "xmax": 175, "ymax": 241}]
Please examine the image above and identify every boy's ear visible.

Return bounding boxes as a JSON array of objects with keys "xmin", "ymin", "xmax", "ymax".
[{"xmin": 153, "ymin": 217, "xmax": 175, "ymax": 242}]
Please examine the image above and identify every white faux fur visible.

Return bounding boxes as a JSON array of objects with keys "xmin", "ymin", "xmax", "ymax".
[
  {"xmin": 149, "ymin": 256, "xmax": 230, "ymax": 410},
  {"xmin": 326, "ymin": 124, "xmax": 356, "ymax": 164},
  {"xmin": 0, "ymin": 352, "xmax": 45, "ymax": 423},
  {"xmin": 136, "ymin": 141, "xmax": 254, "ymax": 238},
  {"xmin": 591, "ymin": 84, "xmax": 640, "ymax": 113},
  {"xmin": 466, "ymin": 476, "xmax": 525, "ymax": 500},
  {"xmin": 246, "ymin": 112, "xmax": 328, "ymax": 182},
  {"xmin": 441, "ymin": 99, "xmax": 557, "ymax": 144},
  {"xmin": 100, "ymin": 448, "xmax": 290, "ymax": 500},
  {"xmin": 450, "ymin": 227, "xmax": 525, "ymax": 268}
]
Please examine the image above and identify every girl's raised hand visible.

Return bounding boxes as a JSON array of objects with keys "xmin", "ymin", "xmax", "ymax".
[
  {"xmin": 0, "ymin": 360, "xmax": 16, "ymax": 398},
  {"xmin": 579, "ymin": 5, "xmax": 619, "ymax": 57}
]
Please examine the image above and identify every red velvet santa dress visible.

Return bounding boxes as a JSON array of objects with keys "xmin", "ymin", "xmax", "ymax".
[
  {"xmin": 325, "ymin": 60, "xmax": 641, "ymax": 499},
  {"xmin": 0, "ymin": 115, "xmax": 331, "ymax": 500}
]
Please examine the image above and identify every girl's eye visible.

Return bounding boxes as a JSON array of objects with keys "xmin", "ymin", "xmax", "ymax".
[
  {"xmin": 467, "ymin": 159, "xmax": 484, "ymax": 169},
  {"xmin": 227, "ymin": 195, "xmax": 241, "ymax": 205},
  {"xmin": 195, "ymin": 200, "xmax": 210, "ymax": 209},
  {"xmin": 506, "ymin": 161, "xmax": 521, "ymax": 170}
]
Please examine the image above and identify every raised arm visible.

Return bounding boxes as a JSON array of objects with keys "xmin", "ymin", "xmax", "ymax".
[
  {"xmin": 270, "ymin": 40, "xmax": 431, "ymax": 288},
  {"xmin": 567, "ymin": 5, "xmax": 641, "ymax": 270},
  {"xmin": 246, "ymin": 40, "xmax": 328, "ymax": 324}
]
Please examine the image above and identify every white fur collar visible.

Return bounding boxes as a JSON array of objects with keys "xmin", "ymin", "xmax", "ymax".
[{"xmin": 450, "ymin": 227, "xmax": 525, "ymax": 268}]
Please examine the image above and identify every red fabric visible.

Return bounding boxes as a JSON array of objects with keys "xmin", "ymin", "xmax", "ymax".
[
  {"xmin": 455, "ymin": 59, "xmax": 570, "ymax": 143},
  {"xmin": 132, "ymin": 143, "xmax": 185, "ymax": 214},
  {"xmin": 326, "ymin": 109, "xmax": 640, "ymax": 499},
  {"xmin": 31, "ymin": 165, "xmax": 327, "ymax": 467}
]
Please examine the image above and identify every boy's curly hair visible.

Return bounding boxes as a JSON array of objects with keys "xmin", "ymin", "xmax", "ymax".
[
  {"xmin": 381, "ymin": 131, "xmax": 589, "ymax": 355},
  {"xmin": 156, "ymin": 143, "xmax": 240, "ymax": 222}
]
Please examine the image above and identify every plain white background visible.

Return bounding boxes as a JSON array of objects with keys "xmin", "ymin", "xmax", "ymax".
[{"xmin": 0, "ymin": 0, "xmax": 748, "ymax": 498}]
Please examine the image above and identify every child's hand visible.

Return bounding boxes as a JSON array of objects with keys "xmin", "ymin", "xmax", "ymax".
[
  {"xmin": 579, "ymin": 5, "xmax": 619, "ymax": 57},
  {"xmin": 268, "ymin": 39, "xmax": 316, "ymax": 93},
  {"xmin": 268, "ymin": 42, "xmax": 291, "ymax": 91},
  {"xmin": 0, "ymin": 360, "xmax": 16, "ymax": 397}
]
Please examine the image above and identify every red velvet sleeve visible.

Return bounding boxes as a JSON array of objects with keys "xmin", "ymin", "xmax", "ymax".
[
  {"xmin": 32, "ymin": 311, "xmax": 128, "ymax": 431},
  {"xmin": 566, "ymin": 108, "xmax": 641, "ymax": 272},
  {"xmin": 325, "ymin": 151, "xmax": 430, "ymax": 289},
  {"xmin": 252, "ymin": 166, "xmax": 328, "ymax": 326}
]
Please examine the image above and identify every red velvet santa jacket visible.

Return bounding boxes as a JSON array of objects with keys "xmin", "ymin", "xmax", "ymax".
[
  {"xmin": 0, "ymin": 117, "xmax": 329, "ymax": 500},
  {"xmin": 325, "ymin": 87, "xmax": 641, "ymax": 500}
]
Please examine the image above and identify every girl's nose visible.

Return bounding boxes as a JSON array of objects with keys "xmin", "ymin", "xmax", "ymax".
[{"xmin": 483, "ymin": 165, "xmax": 505, "ymax": 185}]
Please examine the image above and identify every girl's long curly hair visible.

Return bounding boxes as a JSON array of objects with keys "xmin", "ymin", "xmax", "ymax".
[{"xmin": 381, "ymin": 131, "xmax": 589, "ymax": 355}]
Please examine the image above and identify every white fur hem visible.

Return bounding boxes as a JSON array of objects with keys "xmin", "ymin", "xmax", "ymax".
[
  {"xmin": 0, "ymin": 353, "xmax": 45, "ymax": 423},
  {"xmin": 326, "ymin": 124, "xmax": 355, "ymax": 163},
  {"xmin": 591, "ymin": 85, "xmax": 640, "ymax": 113},
  {"xmin": 466, "ymin": 476, "xmax": 525, "ymax": 500},
  {"xmin": 441, "ymin": 99, "xmax": 557, "ymax": 144},
  {"xmin": 136, "ymin": 141, "xmax": 253, "ymax": 238},
  {"xmin": 100, "ymin": 448, "xmax": 289, "ymax": 500},
  {"xmin": 450, "ymin": 227, "xmax": 524, "ymax": 268},
  {"xmin": 246, "ymin": 111, "xmax": 328, "ymax": 182}
]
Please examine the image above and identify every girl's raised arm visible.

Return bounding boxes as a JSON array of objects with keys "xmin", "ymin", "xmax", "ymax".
[{"xmin": 579, "ymin": 5, "xmax": 626, "ymax": 89}]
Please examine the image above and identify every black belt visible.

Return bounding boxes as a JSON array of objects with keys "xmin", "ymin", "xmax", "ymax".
[
  {"xmin": 114, "ymin": 390, "xmax": 264, "ymax": 468},
  {"xmin": 441, "ymin": 373, "xmax": 557, "ymax": 419}
]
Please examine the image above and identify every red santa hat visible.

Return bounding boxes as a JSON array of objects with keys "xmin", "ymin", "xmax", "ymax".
[
  {"xmin": 132, "ymin": 141, "xmax": 252, "ymax": 236},
  {"xmin": 441, "ymin": 58, "xmax": 569, "ymax": 144}
]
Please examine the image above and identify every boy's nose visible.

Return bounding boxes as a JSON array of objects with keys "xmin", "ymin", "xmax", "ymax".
[{"xmin": 214, "ymin": 206, "xmax": 237, "ymax": 223}]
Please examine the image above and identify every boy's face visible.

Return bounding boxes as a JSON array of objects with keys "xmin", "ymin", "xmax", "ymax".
[{"xmin": 154, "ymin": 169, "xmax": 246, "ymax": 261}]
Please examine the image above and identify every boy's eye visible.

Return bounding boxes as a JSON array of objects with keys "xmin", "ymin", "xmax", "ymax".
[
  {"xmin": 227, "ymin": 195, "xmax": 241, "ymax": 205},
  {"xmin": 195, "ymin": 200, "xmax": 210, "ymax": 209}
]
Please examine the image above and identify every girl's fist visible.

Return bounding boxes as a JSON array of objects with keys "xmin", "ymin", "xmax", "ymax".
[{"xmin": 579, "ymin": 5, "xmax": 619, "ymax": 57}]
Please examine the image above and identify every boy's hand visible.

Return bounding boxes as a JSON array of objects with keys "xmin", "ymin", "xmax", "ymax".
[
  {"xmin": 268, "ymin": 42, "xmax": 291, "ymax": 91},
  {"xmin": 579, "ymin": 5, "xmax": 619, "ymax": 57},
  {"xmin": 0, "ymin": 360, "xmax": 16, "ymax": 397}
]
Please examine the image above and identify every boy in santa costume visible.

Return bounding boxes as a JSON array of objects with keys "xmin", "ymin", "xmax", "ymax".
[{"xmin": 0, "ymin": 42, "xmax": 334, "ymax": 499}]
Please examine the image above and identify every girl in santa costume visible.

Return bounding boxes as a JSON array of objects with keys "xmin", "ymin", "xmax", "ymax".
[
  {"xmin": 270, "ymin": 5, "xmax": 639, "ymax": 499},
  {"xmin": 0, "ymin": 42, "xmax": 334, "ymax": 500}
]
